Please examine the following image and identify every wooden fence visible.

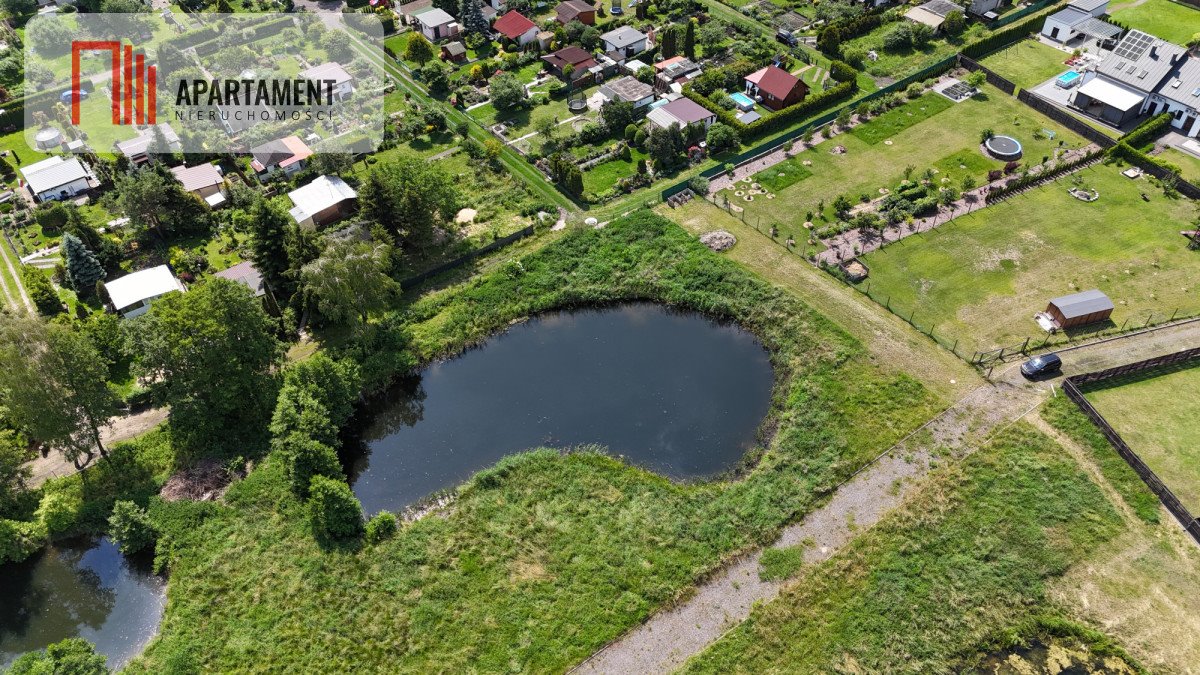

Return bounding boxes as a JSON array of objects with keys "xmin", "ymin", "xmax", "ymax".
[
  {"xmin": 399, "ymin": 225, "xmax": 535, "ymax": 289},
  {"xmin": 1063, "ymin": 347, "xmax": 1200, "ymax": 544}
]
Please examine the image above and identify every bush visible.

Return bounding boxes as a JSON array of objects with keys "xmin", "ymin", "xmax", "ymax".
[
  {"xmin": 829, "ymin": 60, "xmax": 857, "ymax": 83},
  {"xmin": 278, "ymin": 433, "xmax": 343, "ymax": 498},
  {"xmin": 905, "ymin": 82, "xmax": 925, "ymax": 99},
  {"xmin": 0, "ymin": 518, "xmax": 48, "ymax": 564},
  {"xmin": 8, "ymin": 638, "xmax": 107, "ymax": 675},
  {"xmin": 1122, "ymin": 112, "xmax": 1172, "ymax": 150},
  {"xmin": 108, "ymin": 500, "xmax": 155, "ymax": 554},
  {"xmin": 36, "ymin": 490, "xmax": 81, "ymax": 536},
  {"xmin": 308, "ymin": 476, "xmax": 363, "ymax": 541},
  {"xmin": 364, "ymin": 512, "xmax": 398, "ymax": 544},
  {"xmin": 624, "ymin": 123, "xmax": 638, "ymax": 142},
  {"xmin": 688, "ymin": 176, "xmax": 710, "ymax": 194}
]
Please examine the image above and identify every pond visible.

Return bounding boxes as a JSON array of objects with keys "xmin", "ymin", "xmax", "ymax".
[
  {"xmin": 345, "ymin": 304, "xmax": 775, "ymax": 514},
  {"xmin": 0, "ymin": 537, "xmax": 165, "ymax": 669}
]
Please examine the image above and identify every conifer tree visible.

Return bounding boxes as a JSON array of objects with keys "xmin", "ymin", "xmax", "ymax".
[
  {"xmin": 460, "ymin": 0, "xmax": 488, "ymax": 35},
  {"xmin": 684, "ymin": 20, "xmax": 696, "ymax": 60},
  {"xmin": 62, "ymin": 234, "xmax": 105, "ymax": 296}
]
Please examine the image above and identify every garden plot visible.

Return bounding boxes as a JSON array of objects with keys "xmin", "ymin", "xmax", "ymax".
[{"xmin": 856, "ymin": 166, "xmax": 1200, "ymax": 353}]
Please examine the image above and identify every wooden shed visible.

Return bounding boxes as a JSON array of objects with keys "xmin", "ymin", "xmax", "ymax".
[{"xmin": 1045, "ymin": 289, "xmax": 1114, "ymax": 329}]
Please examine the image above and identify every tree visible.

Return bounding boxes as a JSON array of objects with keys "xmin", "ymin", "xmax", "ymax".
[
  {"xmin": 241, "ymin": 198, "xmax": 294, "ymax": 297},
  {"xmin": 357, "ymin": 154, "xmax": 461, "ymax": 253},
  {"xmin": 22, "ymin": 267, "xmax": 61, "ymax": 316},
  {"xmin": 647, "ymin": 124, "xmax": 684, "ymax": 170},
  {"xmin": 108, "ymin": 501, "xmax": 155, "ymax": 554},
  {"xmin": 281, "ymin": 354, "xmax": 361, "ymax": 431},
  {"xmin": 698, "ymin": 20, "xmax": 726, "ymax": 54},
  {"xmin": 113, "ymin": 167, "xmax": 210, "ymax": 239},
  {"xmin": 460, "ymin": 0, "xmax": 488, "ymax": 35},
  {"xmin": 961, "ymin": 175, "xmax": 977, "ymax": 192},
  {"xmin": 0, "ymin": 0, "xmax": 36, "ymax": 16},
  {"xmin": 62, "ymin": 234, "xmax": 105, "ymax": 296},
  {"xmin": 321, "ymin": 30, "xmax": 354, "ymax": 62},
  {"xmin": 0, "ymin": 430, "xmax": 31, "ymax": 519},
  {"xmin": 965, "ymin": 70, "xmax": 986, "ymax": 89},
  {"xmin": 420, "ymin": 61, "xmax": 450, "ymax": 91},
  {"xmin": 128, "ymin": 279, "xmax": 281, "ymax": 455},
  {"xmin": 8, "ymin": 638, "xmax": 108, "ymax": 675},
  {"xmin": 706, "ymin": 122, "xmax": 739, "ymax": 153},
  {"xmin": 405, "ymin": 33, "xmax": 435, "ymax": 64},
  {"xmin": 600, "ymin": 100, "xmax": 635, "ymax": 134},
  {"xmin": 684, "ymin": 19, "xmax": 696, "ymax": 59},
  {"xmin": 661, "ymin": 25, "xmax": 678, "ymax": 59},
  {"xmin": 276, "ymin": 433, "xmax": 343, "ymax": 498},
  {"xmin": 0, "ymin": 317, "xmax": 120, "ymax": 468},
  {"xmin": 580, "ymin": 25, "xmax": 601, "ymax": 51},
  {"xmin": 308, "ymin": 475, "xmax": 363, "ymax": 541},
  {"xmin": 301, "ymin": 239, "xmax": 400, "ymax": 328},
  {"xmin": 490, "ymin": 72, "xmax": 527, "ymax": 110},
  {"xmin": 943, "ymin": 10, "xmax": 965, "ymax": 35}
]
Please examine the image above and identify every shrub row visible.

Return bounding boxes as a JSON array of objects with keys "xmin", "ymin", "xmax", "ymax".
[
  {"xmin": 1121, "ymin": 112, "xmax": 1173, "ymax": 150},
  {"xmin": 961, "ymin": 2, "xmax": 1067, "ymax": 58},
  {"xmin": 985, "ymin": 147, "xmax": 1104, "ymax": 202},
  {"xmin": 1106, "ymin": 141, "xmax": 1183, "ymax": 177}
]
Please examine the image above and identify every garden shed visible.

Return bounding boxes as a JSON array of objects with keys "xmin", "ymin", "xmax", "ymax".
[{"xmin": 1045, "ymin": 289, "xmax": 1114, "ymax": 329}]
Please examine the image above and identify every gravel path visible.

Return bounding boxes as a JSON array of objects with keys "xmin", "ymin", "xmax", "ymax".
[
  {"xmin": 572, "ymin": 319, "xmax": 1200, "ymax": 674},
  {"xmin": 25, "ymin": 406, "xmax": 169, "ymax": 487}
]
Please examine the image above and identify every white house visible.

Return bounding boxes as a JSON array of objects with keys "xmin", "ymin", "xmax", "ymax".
[
  {"xmin": 416, "ymin": 8, "xmax": 460, "ymax": 41},
  {"xmin": 105, "ymin": 265, "xmax": 186, "ymax": 318},
  {"xmin": 599, "ymin": 75, "xmax": 656, "ymax": 108},
  {"xmin": 288, "ymin": 175, "xmax": 358, "ymax": 229},
  {"xmin": 600, "ymin": 26, "xmax": 648, "ymax": 59},
  {"xmin": 647, "ymin": 98, "xmax": 716, "ymax": 130},
  {"xmin": 493, "ymin": 10, "xmax": 539, "ymax": 47},
  {"xmin": 20, "ymin": 156, "xmax": 94, "ymax": 202},
  {"xmin": 1040, "ymin": 2, "xmax": 1119, "ymax": 45},
  {"xmin": 300, "ymin": 62, "xmax": 355, "ymax": 102}
]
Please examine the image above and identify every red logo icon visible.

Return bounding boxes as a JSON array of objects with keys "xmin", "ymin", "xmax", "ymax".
[{"xmin": 71, "ymin": 41, "xmax": 156, "ymax": 126}]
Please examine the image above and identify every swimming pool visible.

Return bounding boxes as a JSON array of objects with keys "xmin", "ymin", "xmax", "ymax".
[
  {"xmin": 730, "ymin": 91, "xmax": 756, "ymax": 111},
  {"xmin": 1056, "ymin": 70, "xmax": 1081, "ymax": 89}
]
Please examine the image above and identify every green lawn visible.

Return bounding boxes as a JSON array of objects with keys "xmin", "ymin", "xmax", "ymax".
[
  {"xmin": 683, "ymin": 424, "xmax": 1124, "ymax": 672},
  {"xmin": 842, "ymin": 23, "xmax": 986, "ymax": 79},
  {"xmin": 722, "ymin": 84, "xmax": 1090, "ymax": 225},
  {"xmin": 980, "ymin": 38, "xmax": 1072, "ymax": 91},
  {"xmin": 1162, "ymin": 147, "xmax": 1200, "ymax": 184},
  {"xmin": 756, "ymin": 159, "xmax": 813, "ymax": 193},
  {"xmin": 582, "ymin": 148, "xmax": 649, "ymax": 195},
  {"xmin": 850, "ymin": 92, "xmax": 952, "ymax": 145},
  {"xmin": 856, "ymin": 166, "xmax": 1200, "ymax": 353},
  {"xmin": 1085, "ymin": 363, "xmax": 1200, "ymax": 515},
  {"xmin": 1110, "ymin": 0, "xmax": 1200, "ymax": 45}
]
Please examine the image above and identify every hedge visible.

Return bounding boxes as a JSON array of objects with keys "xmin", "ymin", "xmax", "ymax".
[
  {"xmin": 1107, "ymin": 141, "xmax": 1183, "ymax": 177},
  {"xmin": 1121, "ymin": 112, "xmax": 1172, "ymax": 150},
  {"xmin": 985, "ymin": 147, "xmax": 1104, "ymax": 201},
  {"xmin": 961, "ymin": 1, "xmax": 1067, "ymax": 58},
  {"xmin": 683, "ymin": 79, "xmax": 858, "ymax": 143}
]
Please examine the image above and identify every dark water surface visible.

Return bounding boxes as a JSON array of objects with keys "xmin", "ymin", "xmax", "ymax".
[
  {"xmin": 0, "ymin": 537, "xmax": 165, "ymax": 669},
  {"xmin": 346, "ymin": 304, "xmax": 775, "ymax": 514}
]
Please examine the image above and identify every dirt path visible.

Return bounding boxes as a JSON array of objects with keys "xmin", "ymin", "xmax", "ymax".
[
  {"xmin": 0, "ymin": 235, "xmax": 32, "ymax": 313},
  {"xmin": 572, "ymin": 321, "xmax": 1200, "ymax": 674},
  {"xmin": 25, "ymin": 407, "xmax": 169, "ymax": 487}
]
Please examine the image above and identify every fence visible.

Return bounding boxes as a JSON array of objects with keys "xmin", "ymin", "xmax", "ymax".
[
  {"xmin": 972, "ymin": 310, "xmax": 1200, "ymax": 365},
  {"xmin": 1015, "ymin": 90, "xmax": 1119, "ymax": 148},
  {"xmin": 956, "ymin": 54, "xmax": 1017, "ymax": 95},
  {"xmin": 1063, "ymin": 348, "xmax": 1200, "ymax": 545},
  {"xmin": 399, "ymin": 225, "xmax": 535, "ymax": 289},
  {"xmin": 1110, "ymin": 145, "xmax": 1200, "ymax": 200}
]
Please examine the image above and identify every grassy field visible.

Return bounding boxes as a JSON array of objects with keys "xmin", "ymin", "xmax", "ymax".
[
  {"xmin": 842, "ymin": 23, "xmax": 985, "ymax": 79},
  {"xmin": 1084, "ymin": 363, "xmax": 1200, "ymax": 514},
  {"xmin": 682, "ymin": 424, "xmax": 1124, "ymax": 672},
  {"xmin": 1161, "ymin": 146, "xmax": 1200, "ymax": 183},
  {"xmin": 582, "ymin": 148, "xmax": 649, "ymax": 194},
  {"xmin": 855, "ymin": 165, "xmax": 1199, "ymax": 353},
  {"xmin": 721, "ymin": 84, "xmax": 1090, "ymax": 226},
  {"xmin": 980, "ymin": 39, "xmax": 1072, "ymax": 91},
  {"xmin": 1110, "ymin": 0, "xmax": 1200, "ymax": 44},
  {"xmin": 126, "ymin": 211, "xmax": 943, "ymax": 672}
]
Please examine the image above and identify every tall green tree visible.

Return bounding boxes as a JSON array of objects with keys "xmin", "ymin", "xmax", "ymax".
[
  {"xmin": 660, "ymin": 25, "xmax": 678, "ymax": 59},
  {"xmin": 404, "ymin": 32, "xmax": 435, "ymax": 64},
  {"xmin": 357, "ymin": 154, "xmax": 461, "ymax": 254},
  {"xmin": 0, "ymin": 316, "xmax": 120, "ymax": 468},
  {"xmin": 0, "ymin": 430, "xmax": 32, "ymax": 519},
  {"xmin": 128, "ymin": 278, "xmax": 282, "ymax": 455},
  {"xmin": 62, "ymin": 233, "xmax": 105, "ymax": 295},
  {"xmin": 684, "ymin": 19, "xmax": 696, "ymax": 59},
  {"xmin": 301, "ymin": 239, "xmax": 399, "ymax": 329},
  {"xmin": 460, "ymin": 0, "xmax": 488, "ymax": 35},
  {"xmin": 8, "ymin": 638, "xmax": 108, "ymax": 675},
  {"xmin": 113, "ymin": 166, "xmax": 211, "ymax": 239},
  {"xmin": 241, "ymin": 198, "xmax": 294, "ymax": 297}
]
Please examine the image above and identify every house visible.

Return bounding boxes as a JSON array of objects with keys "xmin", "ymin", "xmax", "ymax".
[
  {"xmin": 903, "ymin": 0, "xmax": 961, "ymax": 32},
  {"xmin": 599, "ymin": 75, "xmax": 655, "ymax": 108},
  {"xmin": 213, "ymin": 261, "xmax": 268, "ymax": 299},
  {"xmin": 1044, "ymin": 289, "xmax": 1114, "ymax": 329},
  {"xmin": 493, "ymin": 10, "xmax": 538, "ymax": 46},
  {"xmin": 288, "ymin": 175, "xmax": 358, "ymax": 229},
  {"xmin": 542, "ymin": 46, "xmax": 597, "ymax": 80},
  {"xmin": 398, "ymin": 0, "xmax": 432, "ymax": 24},
  {"xmin": 600, "ymin": 26, "xmax": 648, "ymax": 59},
  {"xmin": 744, "ymin": 65, "xmax": 808, "ymax": 111},
  {"xmin": 655, "ymin": 56, "xmax": 702, "ymax": 89},
  {"xmin": 967, "ymin": 0, "xmax": 1002, "ymax": 17},
  {"xmin": 1068, "ymin": 0, "xmax": 1109, "ymax": 17},
  {"xmin": 1040, "ymin": 4, "xmax": 1120, "ymax": 45},
  {"xmin": 556, "ymin": 0, "xmax": 596, "ymax": 25},
  {"xmin": 300, "ymin": 62, "xmax": 354, "ymax": 102},
  {"xmin": 647, "ymin": 98, "xmax": 717, "ymax": 130},
  {"xmin": 105, "ymin": 265, "xmax": 186, "ymax": 318},
  {"xmin": 1070, "ymin": 30, "xmax": 1199, "ymax": 134},
  {"xmin": 441, "ymin": 41, "xmax": 467, "ymax": 62},
  {"xmin": 170, "ymin": 163, "xmax": 226, "ymax": 207},
  {"xmin": 250, "ymin": 135, "xmax": 314, "ymax": 177},
  {"xmin": 112, "ymin": 123, "xmax": 181, "ymax": 164},
  {"xmin": 416, "ymin": 8, "xmax": 460, "ymax": 41},
  {"xmin": 536, "ymin": 30, "xmax": 554, "ymax": 51},
  {"xmin": 20, "ymin": 156, "xmax": 95, "ymax": 202}
]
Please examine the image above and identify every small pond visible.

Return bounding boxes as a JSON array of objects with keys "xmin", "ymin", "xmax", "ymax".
[
  {"xmin": 0, "ymin": 537, "xmax": 166, "ymax": 669},
  {"xmin": 345, "ymin": 304, "xmax": 775, "ymax": 514}
]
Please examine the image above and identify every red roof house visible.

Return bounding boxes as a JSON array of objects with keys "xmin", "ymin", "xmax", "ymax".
[
  {"xmin": 556, "ymin": 0, "xmax": 596, "ymax": 25},
  {"xmin": 494, "ymin": 10, "xmax": 539, "ymax": 46},
  {"xmin": 541, "ymin": 46, "xmax": 597, "ymax": 79},
  {"xmin": 744, "ymin": 65, "xmax": 808, "ymax": 111}
]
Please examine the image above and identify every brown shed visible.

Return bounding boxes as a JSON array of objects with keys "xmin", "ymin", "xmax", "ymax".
[{"xmin": 1046, "ymin": 289, "xmax": 1114, "ymax": 329}]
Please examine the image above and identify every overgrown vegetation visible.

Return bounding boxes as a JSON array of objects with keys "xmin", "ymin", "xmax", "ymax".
[{"xmin": 125, "ymin": 211, "xmax": 940, "ymax": 672}]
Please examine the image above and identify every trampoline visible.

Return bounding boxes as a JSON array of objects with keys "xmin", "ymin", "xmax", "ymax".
[{"xmin": 984, "ymin": 135, "xmax": 1023, "ymax": 160}]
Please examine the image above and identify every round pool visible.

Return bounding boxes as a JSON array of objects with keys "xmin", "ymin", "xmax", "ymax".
[{"xmin": 984, "ymin": 135, "xmax": 1022, "ymax": 160}]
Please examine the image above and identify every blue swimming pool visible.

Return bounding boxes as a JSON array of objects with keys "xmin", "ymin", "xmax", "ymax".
[
  {"xmin": 1056, "ymin": 70, "xmax": 1081, "ymax": 88},
  {"xmin": 730, "ymin": 91, "xmax": 756, "ymax": 111}
]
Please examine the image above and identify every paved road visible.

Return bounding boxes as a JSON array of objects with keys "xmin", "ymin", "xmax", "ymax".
[{"xmin": 573, "ymin": 319, "xmax": 1200, "ymax": 674}]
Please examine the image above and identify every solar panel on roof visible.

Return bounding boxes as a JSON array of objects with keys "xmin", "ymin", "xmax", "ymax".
[{"xmin": 1113, "ymin": 30, "xmax": 1154, "ymax": 61}]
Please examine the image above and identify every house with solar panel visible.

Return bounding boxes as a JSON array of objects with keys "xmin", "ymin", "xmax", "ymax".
[{"xmin": 1069, "ymin": 29, "xmax": 1200, "ymax": 136}]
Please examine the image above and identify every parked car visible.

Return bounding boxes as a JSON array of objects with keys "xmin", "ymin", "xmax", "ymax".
[
  {"xmin": 1020, "ymin": 353, "xmax": 1062, "ymax": 379},
  {"xmin": 775, "ymin": 29, "xmax": 798, "ymax": 47}
]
